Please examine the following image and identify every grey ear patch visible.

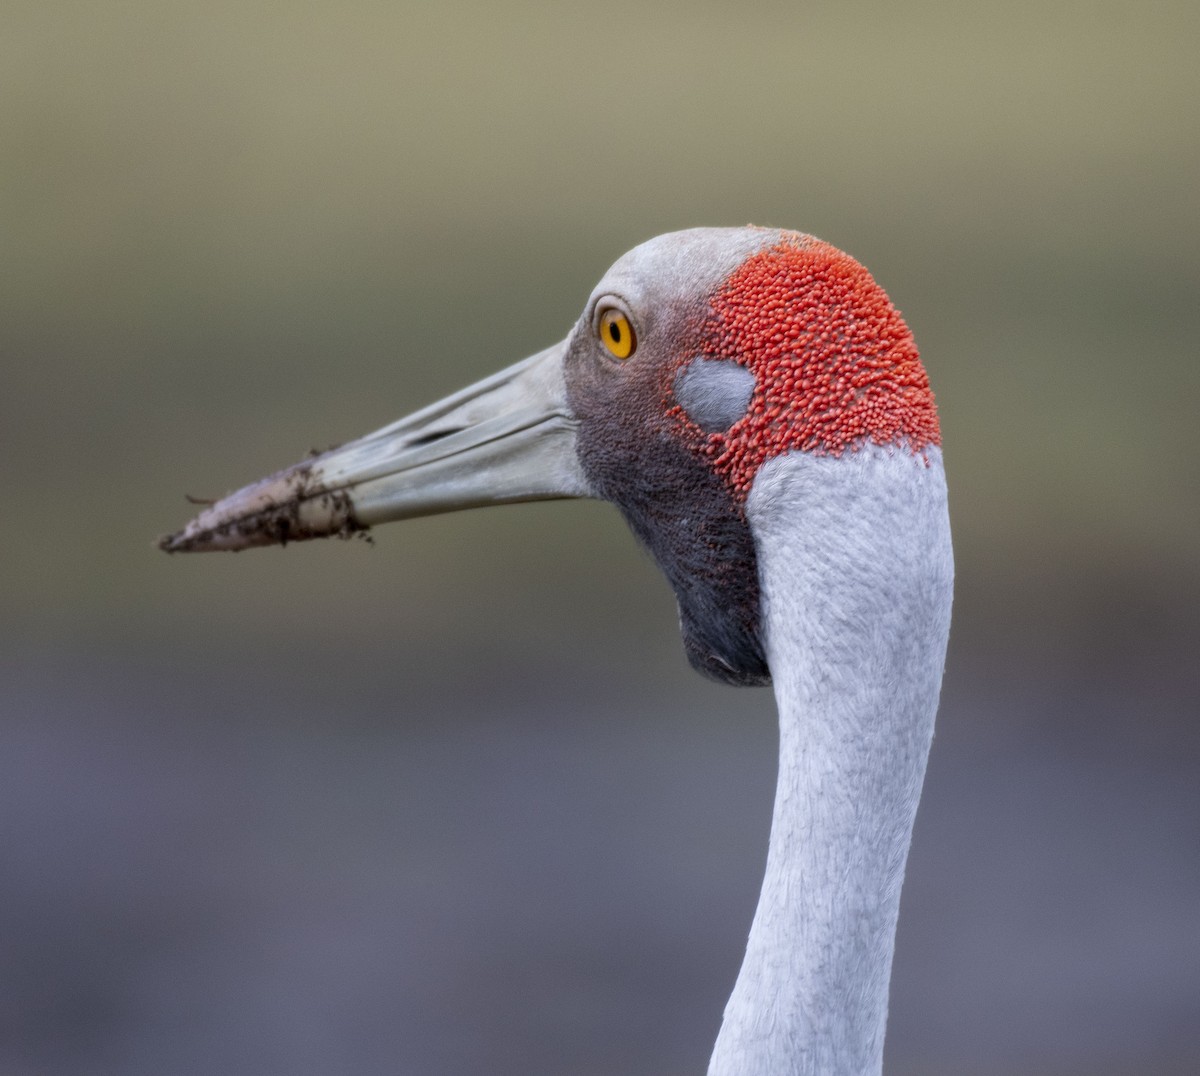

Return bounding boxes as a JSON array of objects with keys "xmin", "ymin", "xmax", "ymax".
[{"xmin": 673, "ymin": 358, "xmax": 756, "ymax": 432}]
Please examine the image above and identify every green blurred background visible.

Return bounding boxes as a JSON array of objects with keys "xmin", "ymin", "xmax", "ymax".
[{"xmin": 3, "ymin": 3, "xmax": 1197, "ymax": 1074}]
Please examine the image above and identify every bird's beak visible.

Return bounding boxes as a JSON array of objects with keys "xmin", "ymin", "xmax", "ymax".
[{"xmin": 158, "ymin": 340, "xmax": 591, "ymax": 553}]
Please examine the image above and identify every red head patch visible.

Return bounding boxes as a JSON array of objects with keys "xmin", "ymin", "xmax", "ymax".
[{"xmin": 675, "ymin": 235, "xmax": 940, "ymax": 498}]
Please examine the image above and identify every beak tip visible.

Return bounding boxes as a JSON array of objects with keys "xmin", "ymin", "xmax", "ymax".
[
  {"xmin": 156, "ymin": 469, "xmax": 372, "ymax": 554},
  {"xmin": 154, "ymin": 521, "xmax": 242, "ymax": 554},
  {"xmin": 156, "ymin": 526, "xmax": 219, "ymax": 554}
]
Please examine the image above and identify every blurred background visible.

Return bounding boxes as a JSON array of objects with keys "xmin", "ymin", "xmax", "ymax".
[{"xmin": 3, "ymin": 2, "xmax": 1197, "ymax": 1073}]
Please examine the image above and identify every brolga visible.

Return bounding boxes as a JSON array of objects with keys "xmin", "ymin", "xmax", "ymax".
[{"xmin": 161, "ymin": 227, "xmax": 953, "ymax": 1076}]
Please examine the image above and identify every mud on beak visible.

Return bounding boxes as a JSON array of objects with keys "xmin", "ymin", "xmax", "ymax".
[{"xmin": 159, "ymin": 341, "xmax": 591, "ymax": 553}]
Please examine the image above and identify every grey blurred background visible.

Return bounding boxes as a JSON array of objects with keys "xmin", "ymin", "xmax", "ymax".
[{"xmin": 3, "ymin": 3, "xmax": 1198, "ymax": 1074}]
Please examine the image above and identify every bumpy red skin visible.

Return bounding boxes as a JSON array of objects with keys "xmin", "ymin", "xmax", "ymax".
[{"xmin": 671, "ymin": 236, "xmax": 941, "ymax": 500}]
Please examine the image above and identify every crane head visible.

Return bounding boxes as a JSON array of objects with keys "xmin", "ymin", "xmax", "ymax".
[{"xmin": 159, "ymin": 227, "xmax": 937, "ymax": 685}]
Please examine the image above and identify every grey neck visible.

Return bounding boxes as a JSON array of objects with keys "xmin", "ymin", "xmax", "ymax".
[{"xmin": 708, "ymin": 447, "xmax": 953, "ymax": 1076}]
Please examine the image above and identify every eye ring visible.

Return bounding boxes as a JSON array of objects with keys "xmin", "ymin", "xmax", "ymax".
[{"xmin": 597, "ymin": 306, "xmax": 636, "ymax": 360}]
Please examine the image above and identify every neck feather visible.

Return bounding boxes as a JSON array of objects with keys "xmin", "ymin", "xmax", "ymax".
[{"xmin": 708, "ymin": 446, "xmax": 953, "ymax": 1076}]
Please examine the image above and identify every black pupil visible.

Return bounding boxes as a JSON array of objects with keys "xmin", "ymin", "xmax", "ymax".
[{"xmin": 608, "ymin": 320, "xmax": 622, "ymax": 344}]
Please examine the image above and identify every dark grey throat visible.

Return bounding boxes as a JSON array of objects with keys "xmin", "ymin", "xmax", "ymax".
[
  {"xmin": 565, "ymin": 335, "xmax": 769, "ymax": 687},
  {"xmin": 608, "ymin": 443, "xmax": 770, "ymax": 687}
]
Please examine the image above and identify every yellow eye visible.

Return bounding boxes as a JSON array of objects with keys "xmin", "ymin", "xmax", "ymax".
[{"xmin": 598, "ymin": 307, "xmax": 636, "ymax": 360}]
